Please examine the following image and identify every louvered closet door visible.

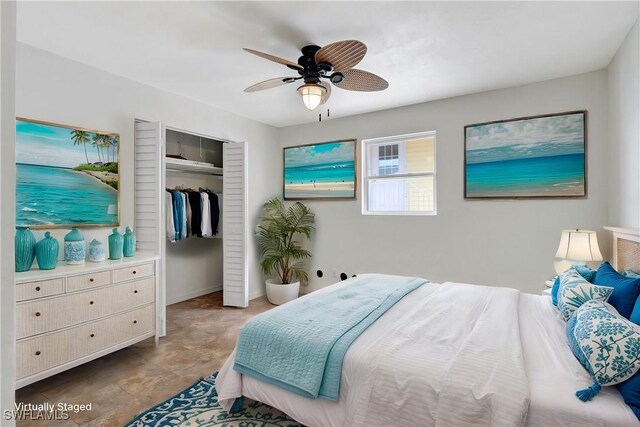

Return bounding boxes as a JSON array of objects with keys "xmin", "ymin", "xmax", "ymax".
[
  {"xmin": 134, "ymin": 121, "xmax": 162, "ymax": 253},
  {"xmin": 223, "ymin": 141, "xmax": 249, "ymax": 307},
  {"xmin": 134, "ymin": 121, "xmax": 165, "ymax": 336}
]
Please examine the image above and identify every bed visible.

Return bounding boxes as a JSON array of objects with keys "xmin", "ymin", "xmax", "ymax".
[{"xmin": 216, "ymin": 228, "xmax": 640, "ymax": 426}]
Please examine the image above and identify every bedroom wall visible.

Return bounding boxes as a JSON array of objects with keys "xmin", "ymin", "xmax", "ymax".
[
  {"xmin": 16, "ymin": 43, "xmax": 281, "ymax": 301},
  {"xmin": 607, "ymin": 19, "xmax": 639, "ymax": 229},
  {"xmin": 279, "ymin": 71, "xmax": 609, "ymax": 295},
  {"xmin": 0, "ymin": 1, "xmax": 17, "ymax": 420}
]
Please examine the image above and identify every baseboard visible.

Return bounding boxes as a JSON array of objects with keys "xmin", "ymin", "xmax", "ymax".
[{"xmin": 167, "ymin": 285, "xmax": 222, "ymax": 305}]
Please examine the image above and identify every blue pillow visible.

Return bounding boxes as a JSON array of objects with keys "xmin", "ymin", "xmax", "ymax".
[
  {"xmin": 618, "ymin": 372, "xmax": 640, "ymax": 421},
  {"xmin": 570, "ymin": 300, "xmax": 640, "ymax": 401},
  {"xmin": 630, "ymin": 295, "xmax": 640, "ymax": 325},
  {"xmin": 552, "ymin": 265, "xmax": 598, "ymax": 306},
  {"xmin": 594, "ymin": 262, "xmax": 640, "ymax": 319},
  {"xmin": 557, "ymin": 269, "xmax": 613, "ymax": 321}
]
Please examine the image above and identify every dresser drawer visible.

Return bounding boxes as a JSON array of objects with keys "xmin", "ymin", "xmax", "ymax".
[
  {"xmin": 112, "ymin": 262, "xmax": 154, "ymax": 283},
  {"xmin": 16, "ymin": 278, "xmax": 65, "ymax": 302},
  {"xmin": 72, "ymin": 304, "xmax": 154, "ymax": 358},
  {"xmin": 16, "ymin": 304, "xmax": 154, "ymax": 379},
  {"xmin": 66, "ymin": 270, "xmax": 111, "ymax": 292},
  {"xmin": 16, "ymin": 277, "xmax": 155, "ymax": 339},
  {"xmin": 16, "ymin": 329, "xmax": 72, "ymax": 379}
]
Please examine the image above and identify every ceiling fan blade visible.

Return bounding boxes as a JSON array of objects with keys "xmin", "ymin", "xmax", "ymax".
[
  {"xmin": 320, "ymin": 81, "xmax": 331, "ymax": 105},
  {"xmin": 315, "ymin": 40, "xmax": 367, "ymax": 72},
  {"xmin": 244, "ymin": 77, "xmax": 295, "ymax": 93},
  {"xmin": 243, "ymin": 48, "xmax": 302, "ymax": 71},
  {"xmin": 334, "ymin": 69, "xmax": 388, "ymax": 92}
]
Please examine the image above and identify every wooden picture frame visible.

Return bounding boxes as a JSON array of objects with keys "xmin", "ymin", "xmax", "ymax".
[
  {"xmin": 464, "ymin": 110, "xmax": 587, "ymax": 199},
  {"xmin": 283, "ymin": 139, "xmax": 357, "ymax": 200},
  {"xmin": 16, "ymin": 117, "xmax": 120, "ymax": 228}
]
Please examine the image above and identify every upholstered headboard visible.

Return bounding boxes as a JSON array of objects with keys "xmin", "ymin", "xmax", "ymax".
[{"xmin": 604, "ymin": 226, "xmax": 640, "ymax": 272}]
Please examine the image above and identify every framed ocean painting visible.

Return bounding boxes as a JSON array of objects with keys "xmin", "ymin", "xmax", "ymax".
[
  {"xmin": 284, "ymin": 139, "xmax": 356, "ymax": 200},
  {"xmin": 464, "ymin": 111, "xmax": 586, "ymax": 199},
  {"xmin": 16, "ymin": 118, "xmax": 120, "ymax": 227}
]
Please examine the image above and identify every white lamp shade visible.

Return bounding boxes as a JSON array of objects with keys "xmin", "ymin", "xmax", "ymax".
[
  {"xmin": 297, "ymin": 84, "xmax": 326, "ymax": 111},
  {"xmin": 555, "ymin": 229, "xmax": 603, "ymax": 261}
]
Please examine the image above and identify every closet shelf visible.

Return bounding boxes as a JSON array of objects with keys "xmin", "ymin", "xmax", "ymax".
[{"xmin": 165, "ymin": 158, "xmax": 223, "ymax": 175}]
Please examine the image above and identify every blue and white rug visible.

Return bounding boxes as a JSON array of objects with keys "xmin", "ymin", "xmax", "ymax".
[{"xmin": 125, "ymin": 372, "xmax": 303, "ymax": 427}]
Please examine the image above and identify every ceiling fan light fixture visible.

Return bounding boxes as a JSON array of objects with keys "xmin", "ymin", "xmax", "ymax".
[{"xmin": 297, "ymin": 83, "xmax": 327, "ymax": 111}]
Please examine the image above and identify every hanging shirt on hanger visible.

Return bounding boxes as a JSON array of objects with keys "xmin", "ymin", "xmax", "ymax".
[
  {"xmin": 169, "ymin": 190, "xmax": 184, "ymax": 241},
  {"xmin": 201, "ymin": 191, "xmax": 212, "ymax": 237},
  {"xmin": 180, "ymin": 191, "xmax": 188, "ymax": 240},
  {"xmin": 206, "ymin": 190, "xmax": 220, "ymax": 235},
  {"xmin": 187, "ymin": 191, "xmax": 203, "ymax": 237},
  {"xmin": 214, "ymin": 192, "xmax": 222, "ymax": 238},
  {"xmin": 165, "ymin": 190, "xmax": 176, "ymax": 243},
  {"xmin": 184, "ymin": 192, "xmax": 192, "ymax": 237}
]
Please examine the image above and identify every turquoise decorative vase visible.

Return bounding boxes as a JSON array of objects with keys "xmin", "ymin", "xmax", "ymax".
[
  {"xmin": 123, "ymin": 226, "xmax": 136, "ymax": 257},
  {"xmin": 108, "ymin": 228, "xmax": 123, "ymax": 260},
  {"xmin": 88, "ymin": 239, "xmax": 106, "ymax": 262},
  {"xmin": 64, "ymin": 227, "xmax": 86, "ymax": 265},
  {"xmin": 35, "ymin": 232, "xmax": 58, "ymax": 270},
  {"xmin": 15, "ymin": 227, "xmax": 36, "ymax": 272}
]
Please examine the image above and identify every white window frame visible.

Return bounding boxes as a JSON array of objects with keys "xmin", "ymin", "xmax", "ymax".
[{"xmin": 361, "ymin": 131, "xmax": 437, "ymax": 216}]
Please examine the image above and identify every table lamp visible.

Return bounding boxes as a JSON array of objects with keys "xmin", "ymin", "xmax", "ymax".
[{"xmin": 554, "ymin": 229, "xmax": 603, "ymax": 275}]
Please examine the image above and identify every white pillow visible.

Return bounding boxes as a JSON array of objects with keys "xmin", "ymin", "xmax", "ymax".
[
  {"xmin": 557, "ymin": 268, "xmax": 613, "ymax": 321},
  {"xmin": 571, "ymin": 300, "xmax": 640, "ymax": 401}
]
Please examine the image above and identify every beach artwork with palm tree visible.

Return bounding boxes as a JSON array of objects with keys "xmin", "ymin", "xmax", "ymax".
[{"xmin": 16, "ymin": 118, "xmax": 119, "ymax": 227}]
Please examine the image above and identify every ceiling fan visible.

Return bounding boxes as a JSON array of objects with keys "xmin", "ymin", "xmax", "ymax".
[{"xmin": 243, "ymin": 40, "xmax": 389, "ymax": 111}]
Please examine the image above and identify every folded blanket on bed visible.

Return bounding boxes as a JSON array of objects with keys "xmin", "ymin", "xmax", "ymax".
[{"xmin": 233, "ymin": 273, "xmax": 428, "ymax": 400}]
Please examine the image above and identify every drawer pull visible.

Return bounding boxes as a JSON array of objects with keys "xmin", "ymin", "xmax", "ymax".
[
  {"xmin": 35, "ymin": 351, "xmax": 41, "ymax": 356},
  {"xmin": 35, "ymin": 312, "xmax": 41, "ymax": 317},
  {"xmin": 89, "ymin": 301, "xmax": 94, "ymax": 305},
  {"xmin": 90, "ymin": 333, "xmax": 95, "ymax": 338},
  {"xmin": 133, "ymin": 320, "xmax": 138, "ymax": 324},
  {"xmin": 89, "ymin": 278, "xmax": 94, "ymax": 282},
  {"xmin": 35, "ymin": 286, "xmax": 41, "ymax": 291},
  {"xmin": 132, "ymin": 270, "xmax": 137, "ymax": 275}
]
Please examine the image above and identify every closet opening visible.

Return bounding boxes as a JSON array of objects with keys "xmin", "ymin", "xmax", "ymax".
[{"xmin": 164, "ymin": 128, "xmax": 224, "ymax": 307}]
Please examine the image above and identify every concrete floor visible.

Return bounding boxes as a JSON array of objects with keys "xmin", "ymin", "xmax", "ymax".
[{"xmin": 15, "ymin": 292, "xmax": 273, "ymax": 426}]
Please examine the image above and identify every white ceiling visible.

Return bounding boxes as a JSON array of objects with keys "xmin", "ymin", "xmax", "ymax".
[{"xmin": 17, "ymin": 1, "xmax": 639, "ymax": 128}]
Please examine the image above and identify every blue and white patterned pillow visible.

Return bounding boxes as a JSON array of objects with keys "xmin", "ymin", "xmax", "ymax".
[
  {"xmin": 557, "ymin": 269, "xmax": 613, "ymax": 321},
  {"xmin": 571, "ymin": 300, "xmax": 640, "ymax": 401}
]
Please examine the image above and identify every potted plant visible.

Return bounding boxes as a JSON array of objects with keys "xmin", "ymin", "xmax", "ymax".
[{"xmin": 256, "ymin": 198, "xmax": 314, "ymax": 305}]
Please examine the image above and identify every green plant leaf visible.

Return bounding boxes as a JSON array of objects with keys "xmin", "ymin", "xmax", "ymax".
[{"xmin": 255, "ymin": 198, "xmax": 314, "ymax": 285}]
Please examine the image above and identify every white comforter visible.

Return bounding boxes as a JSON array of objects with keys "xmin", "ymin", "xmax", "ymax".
[{"xmin": 217, "ymin": 281, "xmax": 530, "ymax": 426}]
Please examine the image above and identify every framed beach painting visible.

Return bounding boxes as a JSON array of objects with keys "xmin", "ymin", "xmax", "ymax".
[
  {"xmin": 283, "ymin": 139, "xmax": 356, "ymax": 200},
  {"xmin": 464, "ymin": 111, "xmax": 586, "ymax": 199},
  {"xmin": 16, "ymin": 118, "xmax": 120, "ymax": 227}
]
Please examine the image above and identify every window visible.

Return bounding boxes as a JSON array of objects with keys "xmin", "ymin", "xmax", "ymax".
[{"xmin": 362, "ymin": 131, "xmax": 436, "ymax": 215}]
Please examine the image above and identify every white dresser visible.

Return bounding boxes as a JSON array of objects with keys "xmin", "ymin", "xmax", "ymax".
[{"xmin": 15, "ymin": 252, "xmax": 159, "ymax": 388}]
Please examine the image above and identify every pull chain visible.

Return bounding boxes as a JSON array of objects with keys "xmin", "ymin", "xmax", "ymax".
[{"xmin": 318, "ymin": 109, "xmax": 331, "ymax": 122}]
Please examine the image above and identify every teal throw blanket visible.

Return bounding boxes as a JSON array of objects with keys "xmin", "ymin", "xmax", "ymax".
[{"xmin": 233, "ymin": 274, "xmax": 428, "ymax": 400}]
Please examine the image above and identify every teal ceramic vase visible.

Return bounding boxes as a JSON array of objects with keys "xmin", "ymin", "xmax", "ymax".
[
  {"xmin": 88, "ymin": 239, "xmax": 106, "ymax": 262},
  {"xmin": 64, "ymin": 227, "xmax": 86, "ymax": 265},
  {"xmin": 123, "ymin": 226, "xmax": 136, "ymax": 257},
  {"xmin": 35, "ymin": 232, "xmax": 58, "ymax": 270},
  {"xmin": 15, "ymin": 227, "xmax": 36, "ymax": 272},
  {"xmin": 108, "ymin": 228, "xmax": 123, "ymax": 260}
]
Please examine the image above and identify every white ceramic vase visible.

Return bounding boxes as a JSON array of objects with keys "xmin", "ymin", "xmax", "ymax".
[{"xmin": 265, "ymin": 278, "xmax": 300, "ymax": 305}]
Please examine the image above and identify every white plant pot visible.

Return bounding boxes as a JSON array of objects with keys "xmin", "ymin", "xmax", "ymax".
[{"xmin": 266, "ymin": 279, "xmax": 300, "ymax": 306}]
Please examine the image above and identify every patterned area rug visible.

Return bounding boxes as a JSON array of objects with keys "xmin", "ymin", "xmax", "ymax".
[{"xmin": 125, "ymin": 372, "xmax": 304, "ymax": 427}]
